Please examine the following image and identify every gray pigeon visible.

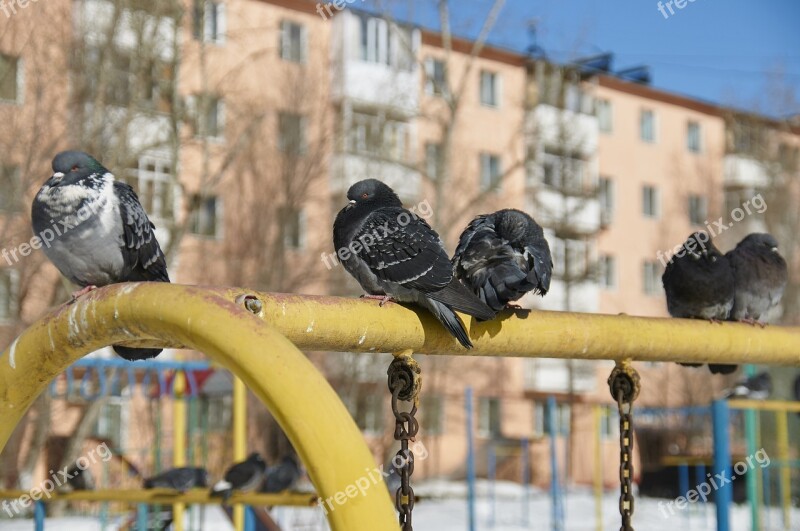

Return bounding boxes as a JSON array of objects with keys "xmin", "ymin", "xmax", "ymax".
[
  {"xmin": 332, "ymin": 179, "xmax": 494, "ymax": 349},
  {"xmin": 260, "ymin": 455, "xmax": 301, "ymax": 493},
  {"xmin": 210, "ymin": 453, "xmax": 266, "ymax": 502},
  {"xmin": 723, "ymin": 372, "xmax": 772, "ymax": 400},
  {"xmin": 31, "ymin": 151, "xmax": 170, "ymax": 360},
  {"xmin": 452, "ymin": 209, "xmax": 552, "ymax": 316},
  {"xmin": 662, "ymin": 232, "xmax": 736, "ymax": 374},
  {"xmin": 143, "ymin": 467, "xmax": 208, "ymax": 492},
  {"xmin": 725, "ymin": 233, "xmax": 788, "ymax": 326}
]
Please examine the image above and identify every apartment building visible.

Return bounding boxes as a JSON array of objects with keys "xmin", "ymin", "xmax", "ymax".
[{"xmin": 0, "ymin": 0, "xmax": 796, "ymax": 495}]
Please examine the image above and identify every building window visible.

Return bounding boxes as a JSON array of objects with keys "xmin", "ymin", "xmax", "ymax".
[
  {"xmin": 597, "ymin": 99, "xmax": 612, "ymax": 133},
  {"xmin": 640, "ymin": 109, "xmax": 655, "ymax": 143},
  {"xmin": 778, "ymin": 143, "xmax": 799, "ymax": 173},
  {"xmin": 0, "ymin": 53, "xmax": 21, "ymax": 103},
  {"xmin": 424, "ymin": 58, "xmax": 447, "ymax": 96},
  {"xmin": 193, "ymin": 0, "xmax": 226, "ymax": 44},
  {"xmin": 357, "ymin": 15, "xmax": 411, "ymax": 67},
  {"xmin": 93, "ymin": 398, "xmax": 127, "ymax": 449},
  {"xmin": 600, "ymin": 406, "xmax": 619, "ymax": 440},
  {"xmin": 642, "ymin": 185, "xmax": 659, "ymax": 218},
  {"xmin": 687, "ymin": 121, "xmax": 701, "ymax": 153},
  {"xmin": 123, "ymin": 156, "xmax": 175, "ymax": 222},
  {"xmin": 479, "ymin": 153, "xmax": 502, "ymax": 191},
  {"xmin": 543, "ymin": 402, "xmax": 571, "ymax": 436},
  {"xmin": 598, "ymin": 176, "xmax": 614, "ymax": 224},
  {"xmin": 190, "ymin": 94, "xmax": 225, "ymax": 139},
  {"xmin": 480, "ymin": 70, "xmax": 500, "ymax": 107},
  {"xmin": 425, "ymin": 142, "xmax": 441, "ymax": 180},
  {"xmin": 533, "ymin": 401, "xmax": 545, "ymax": 437},
  {"xmin": 552, "ymin": 237, "xmax": 588, "ymax": 279},
  {"xmin": 599, "ymin": 255, "xmax": 616, "ymax": 289},
  {"xmin": 478, "ymin": 397, "xmax": 501, "ymax": 438},
  {"xmin": 281, "ymin": 207, "xmax": 306, "ymax": 249},
  {"xmin": 643, "ymin": 261, "xmax": 661, "ymax": 295},
  {"xmin": 421, "ymin": 395, "xmax": 444, "ymax": 436},
  {"xmin": 0, "ymin": 269, "xmax": 19, "ymax": 322},
  {"xmin": 205, "ymin": 395, "xmax": 233, "ymax": 432},
  {"xmin": 350, "ymin": 111, "xmax": 409, "ymax": 161},
  {"xmin": 280, "ymin": 20, "xmax": 306, "ymax": 63},
  {"xmin": 189, "ymin": 194, "xmax": 221, "ymax": 238},
  {"xmin": 541, "ymin": 151, "xmax": 586, "ymax": 192},
  {"xmin": 355, "ymin": 394, "xmax": 384, "ymax": 436},
  {"xmin": 688, "ymin": 194, "xmax": 707, "ymax": 225},
  {"xmin": 0, "ymin": 165, "xmax": 20, "ymax": 213},
  {"xmin": 278, "ymin": 112, "xmax": 306, "ymax": 154}
]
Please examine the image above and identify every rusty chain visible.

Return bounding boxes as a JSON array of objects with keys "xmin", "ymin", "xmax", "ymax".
[
  {"xmin": 607, "ymin": 360, "xmax": 640, "ymax": 531},
  {"xmin": 387, "ymin": 351, "xmax": 421, "ymax": 531}
]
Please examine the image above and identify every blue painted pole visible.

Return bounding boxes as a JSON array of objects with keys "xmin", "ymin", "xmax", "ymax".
[
  {"xmin": 548, "ymin": 396, "xmax": 564, "ymax": 531},
  {"xmin": 488, "ymin": 442, "xmax": 496, "ymax": 527},
  {"xmin": 712, "ymin": 399, "xmax": 731, "ymax": 531},
  {"xmin": 679, "ymin": 463, "xmax": 689, "ymax": 519},
  {"xmin": 34, "ymin": 500, "xmax": 45, "ymax": 531},
  {"xmin": 521, "ymin": 437, "xmax": 530, "ymax": 526},
  {"xmin": 697, "ymin": 462, "xmax": 708, "ymax": 521},
  {"xmin": 137, "ymin": 504, "xmax": 148, "ymax": 530},
  {"xmin": 245, "ymin": 506, "xmax": 256, "ymax": 531},
  {"xmin": 466, "ymin": 387, "xmax": 477, "ymax": 531}
]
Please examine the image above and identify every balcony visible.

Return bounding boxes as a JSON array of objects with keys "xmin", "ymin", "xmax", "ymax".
[
  {"xmin": 527, "ymin": 188, "xmax": 601, "ymax": 235},
  {"xmin": 331, "ymin": 153, "xmax": 421, "ymax": 200},
  {"xmin": 528, "ymin": 104, "xmax": 599, "ymax": 155},
  {"xmin": 523, "ymin": 358, "xmax": 598, "ymax": 393},
  {"xmin": 723, "ymin": 154, "xmax": 770, "ymax": 189}
]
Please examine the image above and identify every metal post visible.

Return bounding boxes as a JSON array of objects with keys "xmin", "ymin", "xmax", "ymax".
[
  {"xmin": 743, "ymin": 365, "xmax": 760, "ymax": 531},
  {"xmin": 678, "ymin": 463, "xmax": 689, "ymax": 520},
  {"xmin": 775, "ymin": 409, "xmax": 790, "ymax": 530},
  {"xmin": 488, "ymin": 442, "xmax": 495, "ymax": 527},
  {"xmin": 521, "ymin": 437, "xmax": 530, "ymax": 526},
  {"xmin": 712, "ymin": 399, "xmax": 731, "ymax": 531},
  {"xmin": 593, "ymin": 405, "xmax": 603, "ymax": 531},
  {"xmin": 34, "ymin": 500, "xmax": 45, "ymax": 531},
  {"xmin": 233, "ymin": 376, "xmax": 247, "ymax": 531},
  {"xmin": 548, "ymin": 396, "xmax": 563, "ymax": 531},
  {"xmin": 465, "ymin": 387, "xmax": 476, "ymax": 531},
  {"xmin": 173, "ymin": 370, "xmax": 186, "ymax": 531}
]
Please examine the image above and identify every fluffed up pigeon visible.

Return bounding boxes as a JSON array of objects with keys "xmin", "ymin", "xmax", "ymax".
[
  {"xmin": 723, "ymin": 372, "xmax": 772, "ymax": 400},
  {"xmin": 725, "ymin": 233, "xmax": 788, "ymax": 326},
  {"xmin": 662, "ymin": 232, "xmax": 737, "ymax": 374},
  {"xmin": 452, "ymin": 209, "xmax": 552, "ymax": 316},
  {"xmin": 31, "ymin": 151, "xmax": 170, "ymax": 361},
  {"xmin": 332, "ymin": 179, "xmax": 494, "ymax": 348},
  {"xmin": 143, "ymin": 467, "xmax": 208, "ymax": 492},
  {"xmin": 260, "ymin": 455, "xmax": 301, "ymax": 493},
  {"xmin": 210, "ymin": 453, "xmax": 266, "ymax": 502}
]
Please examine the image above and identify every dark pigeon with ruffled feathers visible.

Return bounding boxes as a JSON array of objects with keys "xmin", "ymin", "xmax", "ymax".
[
  {"xmin": 31, "ymin": 151, "xmax": 170, "ymax": 361},
  {"xmin": 725, "ymin": 233, "xmax": 788, "ymax": 325},
  {"xmin": 452, "ymin": 209, "xmax": 552, "ymax": 316},
  {"xmin": 210, "ymin": 453, "xmax": 266, "ymax": 502},
  {"xmin": 333, "ymin": 179, "xmax": 494, "ymax": 349},
  {"xmin": 144, "ymin": 467, "xmax": 208, "ymax": 492},
  {"xmin": 260, "ymin": 455, "xmax": 301, "ymax": 493},
  {"xmin": 662, "ymin": 232, "xmax": 736, "ymax": 374}
]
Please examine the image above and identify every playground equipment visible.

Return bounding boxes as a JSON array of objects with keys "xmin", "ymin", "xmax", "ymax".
[{"xmin": 1, "ymin": 282, "xmax": 800, "ymax": 530}]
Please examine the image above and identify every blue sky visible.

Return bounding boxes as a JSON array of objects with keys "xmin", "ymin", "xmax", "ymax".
[{"xmin": 365, "ymin": 0, "xmax": 800, "ymax": 117}]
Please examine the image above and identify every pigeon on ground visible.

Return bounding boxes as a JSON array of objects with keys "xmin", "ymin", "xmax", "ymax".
[
  {"xmin": 143, "ymin": 467, "xmax": 208, "ymax": 492},
  {"xmin": 452, "ymin": 209, "xmax": 552, "ymax": 316},
  {"xmin": 725, "ymin": 233, "xmax": 788, "ymax": 326},
  {"xmin": 31, "ymin": 151, "xmax": 170, "ymax": 361},
  {"xmin": 260, "ymin": 455, "xmax": 301, "ymax": 493},
  {"xmin": 662, "ymin": 232, "xmax": 737, "ymax": 374},
  {"xmin": 332, "ymin": 179, "xmax": 495, "ymax": 349},
  {"xmin": 210, "ymin": 453, "xmax": 267, "ymax": 502},
  {"xmin": 723, "ymin": 372, "xmax": 772, "ymax": 400}
]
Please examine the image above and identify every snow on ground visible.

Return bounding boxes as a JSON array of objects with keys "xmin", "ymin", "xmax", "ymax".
[{"xmin": 0, "ymin": 480, "xmax": 796, "ymax": 530}]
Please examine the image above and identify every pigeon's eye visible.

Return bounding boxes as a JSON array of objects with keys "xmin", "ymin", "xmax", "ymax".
[
  {"xmin": 70, "ymin": 165, "xmax": 79, "ymax": 172},
  {"xmin": 361, "ymin": 193, "xmax": 369, "ymax": 199}
]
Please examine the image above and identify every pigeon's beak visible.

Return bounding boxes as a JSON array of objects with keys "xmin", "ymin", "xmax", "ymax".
[
  {"xmin": 344, "ymin": 199, "xmax": 356, "ymax": 211},
  {"xmin": 771, "ymin": 247, "xmax": 779, "ymax": 253},
  {"xmin": 51, "ymin": 172, "xmax": 64, "ymax": 184}
]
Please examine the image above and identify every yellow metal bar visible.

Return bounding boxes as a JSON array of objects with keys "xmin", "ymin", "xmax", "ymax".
[
  {"xmin": 593, "ymin": 405, "xmax": 603, "ymax": 531},
  {"xmin": 173, "ymin": 370, "xmax": 186, "ymax": 531},
  {"xmin": 0, "ymin": 489, "xmax": 317, "ymax": 506},
  {"xmin": 727, "ymin": 399, "xmax": 800, "ymax": 412},
  {"xmin": 0, "ymin": 284, "xmax": 398, "ymax": 531},
  {"xmin": 775, "ymin": 410, "xmax": 791, "ymax": 530},
  {"xmin": 233, "ymin": 376, "xmax": 247, "ymax": 531}
]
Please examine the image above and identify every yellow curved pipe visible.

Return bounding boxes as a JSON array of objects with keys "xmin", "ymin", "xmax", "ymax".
[{"xmin": 0, "ymin": 283, "xmax": 398, "ymax": 531}]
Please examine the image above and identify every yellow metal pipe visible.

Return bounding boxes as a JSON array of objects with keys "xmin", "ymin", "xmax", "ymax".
[
  {"xmin": 775, "ymin": 410, "xmax": 791, "ymax": 530},
  {"xmin": 0, "ymin": 283, "xmax": 398, "ymax": 530},
  {"xmin": 0, "ymin": 489, "xmax": 317, "ymax": 506},
  {"xmin": 173, "ymin": 370, "xmax": 186, "ymax": 531},
  {"xmin": 233, "ymin": 376, "xmax": 247, "ymax": 531},
  {"xmin": 593, "ymin": 405, "xmax": 603, "ymax": 531},
  {"xmin": 727, "ymin": 399, "xmax": 800, "ymax": 412}
]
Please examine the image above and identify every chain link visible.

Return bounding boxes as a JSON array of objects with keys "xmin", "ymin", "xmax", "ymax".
[
  {"xmin": 388, "ymin": 351, "xmax": 421, "ymax": 531},
  {"xmin": 607, "ymin": 361, "xmax": 640, "ymax": 531}
]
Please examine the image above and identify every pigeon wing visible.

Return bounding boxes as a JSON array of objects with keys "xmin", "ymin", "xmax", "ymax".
[{"xmin": 115, "ymin": 181, "xmax": 170, "ymax": 282}]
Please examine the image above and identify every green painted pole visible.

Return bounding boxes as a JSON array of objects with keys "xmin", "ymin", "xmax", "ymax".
[{"xmin": 744, "ymin": 364, "xmax": 759, "ymax": 531}]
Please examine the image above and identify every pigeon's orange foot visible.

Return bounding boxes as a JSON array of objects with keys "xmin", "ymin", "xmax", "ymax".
[
  {"xmin": 362, "ymin": 294, "xmax": 395, "ymax": 306},
  {"xmin": 506, "ymin": 303, "xmax": 523, "ymax": 310},
  {"xmin": 738, "ymin": 318, "xmax": 766, "ymax": 328},
  {"xmin": 708, "ymin": 318, "xmax": 724, "ymax": 325},
  {"xmin": 70, "ymin": 285, "xmax": 97, "ymax": 303}
]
